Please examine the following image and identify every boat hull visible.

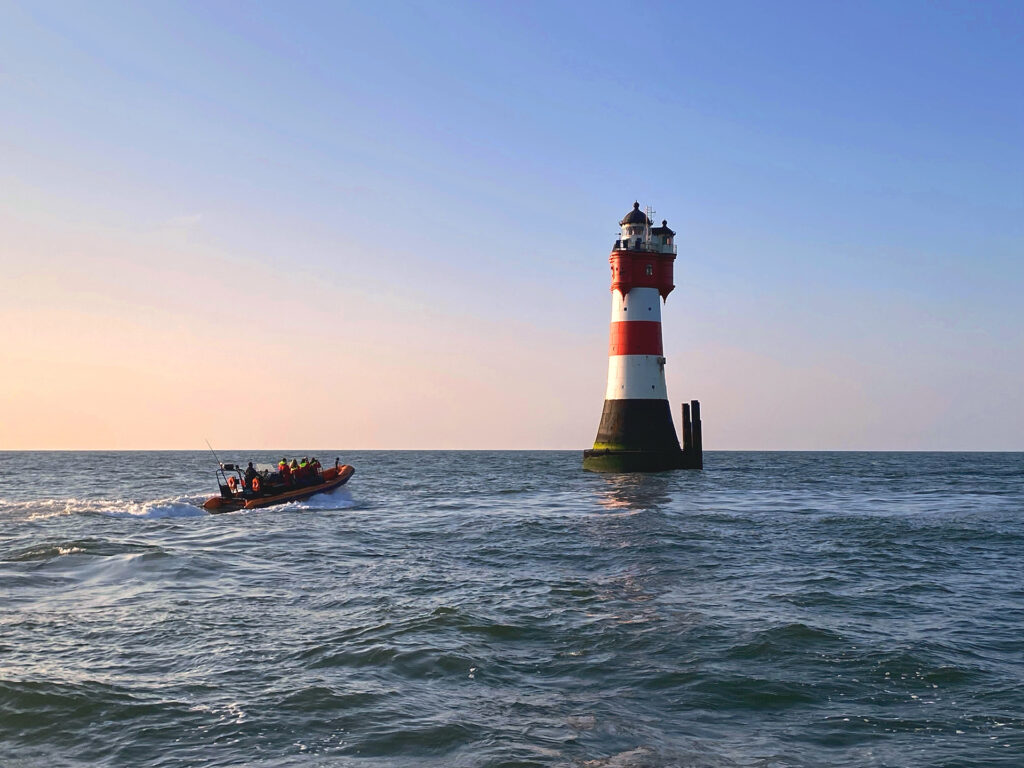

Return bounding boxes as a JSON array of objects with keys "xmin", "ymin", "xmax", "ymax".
[{"xmin": 202, "ymin": 464, "xmax": 354, "ymax": 513}]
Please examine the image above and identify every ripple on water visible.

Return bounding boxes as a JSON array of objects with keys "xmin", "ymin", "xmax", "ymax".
[
  {"xmin": 4, "ymin": 539, "xmax": 165, "ymax": 562},
  {"xmin": 724, "ymin": 622, "xmax": 848, "ymax": 660}
]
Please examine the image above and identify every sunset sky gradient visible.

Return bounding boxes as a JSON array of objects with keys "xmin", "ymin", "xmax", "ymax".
[{"xmin": 2, "ymin": 1, "xmax": 1022, "ymax": 450}]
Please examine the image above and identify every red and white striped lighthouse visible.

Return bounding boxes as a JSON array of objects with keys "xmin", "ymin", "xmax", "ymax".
[{"xmin": 583, "ymin": 202, "xmax": 703, "ymax": 472}]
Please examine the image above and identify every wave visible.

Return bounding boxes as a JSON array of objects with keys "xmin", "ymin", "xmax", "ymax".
[
  {"xmin": 0, "ymin": 495, "xmax": 208, "ymax": 521},
  {"xmin": 0, "ymin": 486, "xmax": 362, "ymax": 523},
  {"xmin": 277, "ymin": 487, "xmax": 359, "ymax": 512},
  {"xmin": 101, "ymin": 496, "xmax": 207, "ymax": 519},
  {"xmin": 725, "ymin": 621, "xmax": 847, "ymax": 660},
  {"xmin": 4, "ymin": 538, "xmax": 162, "ymax": 562}
]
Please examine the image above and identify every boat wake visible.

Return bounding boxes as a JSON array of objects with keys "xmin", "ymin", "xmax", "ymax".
[
  {"xmin": 1, "ymin": 481, "xmax": 358, "ymax": 523},
  {"xmin": 102, "ymin": 496, "xmax": 208, "ymax": 519},
  {"xmin": 280, "ymin": 487, "xmax": 359, "ymax": 512},
  {"xmin": 0, "ymin": 495, "xmax": 209, "ymax": 522}
]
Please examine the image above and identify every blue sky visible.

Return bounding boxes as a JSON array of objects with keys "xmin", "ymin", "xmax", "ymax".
[{"xmin": 2, "ymin": 1, "xmax": 1022, "ymax": 449}]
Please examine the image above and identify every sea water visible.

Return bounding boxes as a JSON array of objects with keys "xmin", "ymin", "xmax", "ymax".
[{"xmin": 1, "ymin": 451, "xmax": 1022, "ymax": 767}]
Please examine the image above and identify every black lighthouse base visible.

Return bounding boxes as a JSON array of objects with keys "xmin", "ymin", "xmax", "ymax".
[
  {"xmin": 582, "ymin": 447, "xmax": 699, "ymax": 472},
  {"xmin": 582, "ymin": 399, "xmax": 703, "ymax": 473}
]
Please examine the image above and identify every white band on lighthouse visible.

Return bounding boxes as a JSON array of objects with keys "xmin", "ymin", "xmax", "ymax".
[
  {"xmin": 606, "ymin": 286, "xmax": 668, "ymax": 400},
  {"xmin": 611, "ymin": 287, "xmax": 662, "ymax": 322},
  {"xmin": 605, "ymin": 354, "xmax": 669, "ymax": 400}
]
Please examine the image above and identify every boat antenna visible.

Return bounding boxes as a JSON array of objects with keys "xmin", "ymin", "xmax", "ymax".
[{"xmin": 204, "ymin": 438, "xmax": 223, "ymax": 468}]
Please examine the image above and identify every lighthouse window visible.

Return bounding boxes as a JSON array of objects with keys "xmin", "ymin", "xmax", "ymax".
[{"xmin": 645, "ymin": 264, "xmax": 653, "ymax": 276}]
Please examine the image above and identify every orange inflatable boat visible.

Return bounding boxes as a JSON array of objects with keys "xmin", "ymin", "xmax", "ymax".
[{"xmin": 202, "ymin": 461, "xmax": 354, "ymax": 513}]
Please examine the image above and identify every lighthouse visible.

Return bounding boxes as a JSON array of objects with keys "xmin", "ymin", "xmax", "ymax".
[{"xmin": 583, "ymin": 202, "xmax": 703, "ymax": 472}]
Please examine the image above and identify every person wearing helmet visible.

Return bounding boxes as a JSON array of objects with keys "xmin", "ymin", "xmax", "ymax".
[{"xmin": 279, "ymin": 458, "xmax": 292, "ymax": 486}]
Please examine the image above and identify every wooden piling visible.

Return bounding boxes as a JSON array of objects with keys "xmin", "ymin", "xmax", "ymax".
[
  {"xmin": 691, "ymin": 400, "xmax": 703, "ymax": 469},
  {"xmin": 682, "ymin": 402, "xmax": 693, "ymax": 456}
]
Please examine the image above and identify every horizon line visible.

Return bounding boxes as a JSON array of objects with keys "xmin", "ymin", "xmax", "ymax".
[{"xmin": 1, "ymin": 448, "xmax": 1022, "ymax": 454}]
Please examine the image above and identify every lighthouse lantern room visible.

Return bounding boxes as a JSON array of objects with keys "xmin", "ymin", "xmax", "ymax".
[{"xmin": 583, "ymin": 202, "xmax": 703, "ymax": 472}]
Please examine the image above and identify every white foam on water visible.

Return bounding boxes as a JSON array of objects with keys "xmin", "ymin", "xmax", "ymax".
[
  {"xmin": 0, "ymin": 483, "xmax": 355, "ymax": 521},
  {"xmin": 187, "ymin": 700, "xmax": 248, "ymax": 724},
  {"xmin": 0, "ymin": 495, "xmax": 208, "ymax": 521},
  {"xmin": 280, "ymin": 487, "xmax": 358, "ymax": 512},
  {"xmin": 102, "ymin": 496, "xmax": 208, "ymax": 519},
  {"xmin": 581, "ymin": 747, "xmax": 656, "ymax": 767},
  {"xmin": 0, "ymin": 498, "xmax": 75, "ymax": 521}
]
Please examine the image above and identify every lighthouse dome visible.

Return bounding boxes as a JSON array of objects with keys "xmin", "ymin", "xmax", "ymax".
[
  {"xmin": 650, "ymin": 219, "xmax": 675, "ymax": 236},
  {"xmin": 619, "ymin": 202, "xmax": 651, "ymax": 226}
]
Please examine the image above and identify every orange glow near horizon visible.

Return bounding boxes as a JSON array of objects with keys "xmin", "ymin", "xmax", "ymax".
[{"xmin": 3, "ymin": 189, "xmax": 1022, "ymax": 451}]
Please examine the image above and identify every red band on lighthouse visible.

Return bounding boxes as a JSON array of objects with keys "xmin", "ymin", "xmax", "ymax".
[{"xmin": 608, "ymin": 321, "xmax": 663, "ymax": 356}]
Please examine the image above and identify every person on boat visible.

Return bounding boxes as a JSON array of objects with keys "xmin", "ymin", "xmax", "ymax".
[
  {"xmin": 299, "ymin": 457, "xmax": 310, "ymax": 485},
  {"xmin": 311, "ymin": 457, "xmax": 322, "ymax": 478},
  {"xmin": 279, "ymin": 458, "xmax": 293, "ymax": 486},
  {"xmin": 244, "ymin": 462, "xmax": 258, "ymax": 490}
]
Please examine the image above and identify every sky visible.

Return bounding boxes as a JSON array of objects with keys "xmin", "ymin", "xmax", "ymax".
[{"xmin": 1, "ymin": 0, "xmax": 1022, "ymax": 450}]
